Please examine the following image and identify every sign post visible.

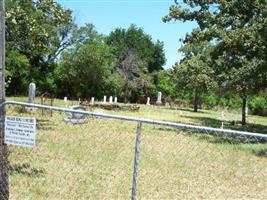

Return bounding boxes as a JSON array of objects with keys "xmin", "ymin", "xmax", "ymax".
[{"xmin": 0, "ymin": 0, "xmax": 9, "ymax": 199}]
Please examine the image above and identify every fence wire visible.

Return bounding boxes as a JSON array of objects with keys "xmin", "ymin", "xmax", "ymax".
[{"xmin": 0, "ymin": 101, "xmax": 267, "ymax": 200}]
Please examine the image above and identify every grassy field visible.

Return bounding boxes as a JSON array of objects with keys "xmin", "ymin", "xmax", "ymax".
[{"xmin": 5, "ymin": 97, "xmax": 267, "ymax": 199}]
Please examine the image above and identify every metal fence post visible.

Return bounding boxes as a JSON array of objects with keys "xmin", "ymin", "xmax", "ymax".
[
  {"xmin": 131, "ymin": 122, "xmax": 142, "ymax": 200},
  {"xmin": 0, "ymin": 0, "xmax": 8, "ymax": 199}
]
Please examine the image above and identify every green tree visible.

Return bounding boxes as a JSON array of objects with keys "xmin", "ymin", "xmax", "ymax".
[
  {"xmin": 155, "ymin": 69, "xmax": 175, "ymax": 100},
  {"xmin": 164, "ymin": 0, "xmax": 267, "ymax": 124},
  {"xmin": 174, "ymin": 54, "xmax": 216, "ymax": 112},
  {"xmin": 5, "ymin": 0, "xmax": 76, "ymax": 93},
  {"xmin": 106, "ymin": 25, "xmax": 166, "ymax": 73},
  {"xmin": 56, "ymin": 28, "xmax": 117, "ymax": 98},
  {"xmin": 106, "ymin": 24, "xmax": 166, "ymax": 101},
  {"xmin": 5, "ymin": 48, "xmax": 30, "ymax": 95}
]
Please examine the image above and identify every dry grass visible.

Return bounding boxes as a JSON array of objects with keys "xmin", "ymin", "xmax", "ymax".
[{"xmin": 5, "ymin": 98, "xmax": 267, "ymax": 199}]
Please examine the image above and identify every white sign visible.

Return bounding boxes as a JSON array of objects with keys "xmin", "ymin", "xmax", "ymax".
[{"xmin": 4, "ymin": 116, "xmax": 36, "ymax": 148}]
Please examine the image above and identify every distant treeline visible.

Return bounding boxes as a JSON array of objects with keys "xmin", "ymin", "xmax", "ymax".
[{"xmin": 5, "ymin": 0, "xmax": 165, "ymax": 103}]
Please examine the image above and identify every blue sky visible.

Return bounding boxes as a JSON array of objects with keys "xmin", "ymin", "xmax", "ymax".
[{"xmin": 57, "ymin": 0, "xmax": 196, "ymax": 68}]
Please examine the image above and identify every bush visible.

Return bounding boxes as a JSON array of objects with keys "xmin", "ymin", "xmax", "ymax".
[
  {"xmin": 227, "ymin": 96, "xmax": 242, "ymax": 109},
  {"xmin": 201, "ymin": 94, "xmax": 217, "ymax": 108},
  {"xmin": 248, "ymin": 96, "xmax": 267, "ymax": 116}
]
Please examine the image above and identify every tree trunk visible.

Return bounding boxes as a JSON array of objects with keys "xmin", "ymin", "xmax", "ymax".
[
  {"xmin": 124, "ymin": 95, "xmax": 128, "ymax": 103},
  {"xmin": 242, "ymin": 95, "xmax": 247, "ymax": 126},
  {"xmin": 193, "ymin": 89, "xmax": 199, "ymax": 112}
]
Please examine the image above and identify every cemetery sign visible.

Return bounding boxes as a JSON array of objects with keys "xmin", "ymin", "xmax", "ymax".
[{"xmin": 4, "ymin": 116, "xmax": 36, "ymax": 148}]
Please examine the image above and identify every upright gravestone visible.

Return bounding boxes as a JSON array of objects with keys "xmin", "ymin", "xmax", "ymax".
[
  {"xmin": 28, "ymin": 83, "xmax": 36, "ymax": 104},
  {"xmin": 64, "ymin": 97, "xmax": 68, "ymax": 107},
  {"xmin": 156, "ymin": 92, "xmax": 162, "ymax": 105},
  {"xmin": 146, "ymin": 97, "xmax": 150, "ymax": 105},
  {"xmin": 114, "ymin": 97, "xmax": 118, "ymax": 104},
  {"xmin": 91, "ymin": 97, "xmax": 95, "ymax": 104},
  {"xmin": 109, "ymin": 96, "xmax": 113, "ymax": 103},
  {"xmin": 103, "ymin": 96, "xmax": 107, "ymax": 103}
]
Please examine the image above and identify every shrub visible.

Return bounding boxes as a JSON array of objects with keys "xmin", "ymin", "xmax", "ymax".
[{"xmin": 248, "ymin": 96, "xmax": 267, "ymax": 116}]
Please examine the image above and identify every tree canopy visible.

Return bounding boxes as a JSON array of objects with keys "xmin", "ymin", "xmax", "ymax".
[
  {"xmin": 164, "ymin": 0, "xmax": 267, "ymax": 123},
  {"xmin": 56, "ymin": 24, "xmax": 119, "ymax": 98},
  {"xmin": 106, "ymin": 24, "xmax": 166, "ymax": 73},
  {"xmin": 5, "ymin": 0, "xmax": 76, "ymax": 94}
]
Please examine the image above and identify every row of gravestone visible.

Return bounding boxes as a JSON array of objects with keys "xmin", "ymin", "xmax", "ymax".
[
  {"xmin": 63, "ymin": 96, "xmax": 119, "ymax": 104},
  {"xmin": 27, "ymin": 83, "xmax": 164, "ymax": 124},
  {"xmin": 28, "ymin": 82, "xmax": 163, "ymax": 109},
  {"xmin": 27, "ymin": 83, "xmax": 87, "ymax": 124},
  {"xmin": 28, "ymin": 83, "xmax": 249, "ymax": 127},
  {"xmin": 62, "ymin": 92, "xmax": 163, "ymax": 105}
]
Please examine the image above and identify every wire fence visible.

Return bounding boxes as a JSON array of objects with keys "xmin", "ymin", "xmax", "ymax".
[{"xmin": 0, "ymin": 101, "xmax": 267, "ymax": 199}]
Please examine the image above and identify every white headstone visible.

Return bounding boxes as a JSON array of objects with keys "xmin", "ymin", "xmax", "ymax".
[
  {"xmin": 64, "ymin": 97, "xmax": 68, "ymax": 102},
  {"xmin": 91, "ymin": 97, "xmax": 95, "ymax": 104},
  {"xmin": 109, "ymin": 96, "xmax": 113, "ymax": 103},
  {"xmin": 146, "ymin": 97, "xmax": 150, "ymax": 105},
  {"xmin": 156, "ymin": 92, "xmax": 162, "ymax": 105},
  {"xmin": 114, "ymin": 97, "xmax": 118, "ymax": 103},
  {"xmin": 28, "ymin": 83, "xmax": 36, "ymax": 104},
  {"xmin": 103, "ymin": 96, "xmax": 107, "ymax": 103}
]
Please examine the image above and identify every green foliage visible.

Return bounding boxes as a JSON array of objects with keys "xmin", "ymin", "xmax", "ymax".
[
  {"xmin": 6, "ymin": 0, "xmax": 75, "ymax": 62},
  {"xmin": 248, "ymin": 94, "xmax": 267, "ymax": 116},
  {"xmin": 5, "ymin": 0, "xmax": 76, "ymax": 94},
  {"xmin": 173, "ymin": 52, "xmax": 216, "ymax": 111},
  {"xmin": 164, "ymin": 0, "xmax": 267, "ymax": 120},
  {"xmin": 106, "ymin": 24, "xmax": 166, "ymax": 73},
  {"xmin": 164, "ymin": 0, "xmax": 267, "ymax": 95},
  {"xmin": 201, "ymin": 94, "xmax": 217, "ymax": 109},
  {"xmin": 174, "ymin": 55, "xmax": 216, "ymax": 93},
  {"xmin": 155, "ymin": 70, "xmax": 174, "ymax": 99},
  {"xmin": 5, "ymin": 2, "xmax": 167, "ymax": 101},
  {"xmin": 5, "ymin": 49, "xmax": 30, "ymax": 95},
  {"xmin": 105, "ymin": 25, "xmax": 166, "ymax": 101},
  {"xmin": 56, "ymin": 29, "xmax": 116, "ymax": 98}
]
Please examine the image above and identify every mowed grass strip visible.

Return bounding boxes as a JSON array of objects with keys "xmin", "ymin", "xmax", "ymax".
[{"xmin": 5, "ymin": 102, "xmax": 267, "ymax": 199}]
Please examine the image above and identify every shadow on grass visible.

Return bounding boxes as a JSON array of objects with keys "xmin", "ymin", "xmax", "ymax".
[
  {"xmin": 158, "ymin": 127, "xmax": 177, "ymax": 132},
  {"xmin": 174, "ymin": 116, "xmax": 267, "ymax": 157},
  {"xmin": 168, "ymin": 107, "xmax": 206, "ymax": 113},
  {"xmin": 153, "ymin": 116, "xmax": 267, "ymax": 157},
  {"xmin": 37, "ymin": 119, "xmax": 55, "ymax": 131},
  {"xmin": 9, "ymin": 163, "xmax": 45, "ymax": 177},
  {"xmin": 255, "ymin": 149, "xmax": 267, "ymax": 157},
  {"xmin": 180, "ymin": 115, "xmax": 267, "ymax": 134}
]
